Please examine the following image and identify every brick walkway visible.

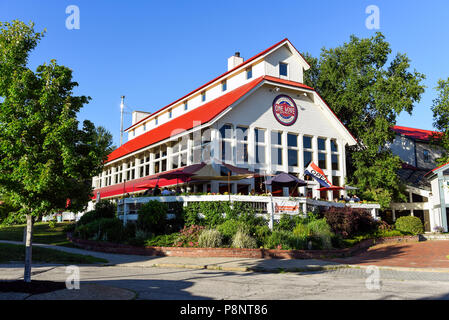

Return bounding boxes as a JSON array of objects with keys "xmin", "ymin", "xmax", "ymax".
[{"xmin": 331, "ymin": 240, "xmax": 449, "ymax": 268}]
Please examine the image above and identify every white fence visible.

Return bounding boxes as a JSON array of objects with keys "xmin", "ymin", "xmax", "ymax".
[
  {"xmin": 117, "ymin": 195, "xmax": 380, "ymax": 228},
  {"xmin": 42, "ymin": 211, "xmax": 84, "ymax": 222}
]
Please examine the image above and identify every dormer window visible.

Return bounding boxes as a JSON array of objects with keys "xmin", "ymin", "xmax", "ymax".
[
  {"xmin": 184, "ymin": 101, "xmax": 188, "ymax": 111},
  {"xmin": 222, "ymin": 80, "xmax": 227, "ymax": 92},
  {"xmin": 279, "ymin": 62, "xmax": 288, "ymax": 77},
  {"xmin": 201, "ymin": 91, "xmax": 206, "ymax": 102},
  {"xmin": 246, "ymin": 67, "xmax": 252, "ymax": 79}
]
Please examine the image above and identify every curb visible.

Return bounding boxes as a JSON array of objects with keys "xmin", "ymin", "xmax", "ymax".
[
  {"xmin": 346, "ymin": 264, "xmax": 449, "ymax": 273},
  {"xmin": 111, "ymin": 261, "xmax": 351, "ymax": 273},
  {"xmin": 109, "ymin": 261, "xmax": 449, "ymax": 274}
]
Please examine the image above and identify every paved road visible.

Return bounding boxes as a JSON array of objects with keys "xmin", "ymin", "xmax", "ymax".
[{"xmin": 2, "ymin": 264, "xmax": 449, "ymax": 300}]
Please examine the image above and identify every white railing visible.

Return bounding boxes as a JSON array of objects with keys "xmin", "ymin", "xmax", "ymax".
[
  {"xmin": 42, "ymin": 211, "xmax": 84, "ymax": 222},
  {"xmin": 117, "ymin": 195, "xmax": 380, "ymax": 228}
]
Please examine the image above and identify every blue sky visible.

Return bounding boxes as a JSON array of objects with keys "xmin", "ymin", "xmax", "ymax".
[{"xmin": 1, "ymin": 0, "xmax": 448, "ymax": 146}]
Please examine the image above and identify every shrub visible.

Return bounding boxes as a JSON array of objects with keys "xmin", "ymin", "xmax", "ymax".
[
  {"xmin": 274, "ymin": 214, "xmax": 304, "ymax": 232},
  {"xmin": 376, "ymin": 229, "xmax": 404, "ymax": 238},
  {"xmin": 307, "ymin": 218, "xmax": 333, "ymax": 250},
  {"xmin": 137, "ymin": 200, "xmax": 168, "ymax": 234},
  {"xmin": 293, "ymin": 223, "xmax": 311, "ymax": 238},
  {"xmin": 174, "ymin": 225, "xmax": 205, "ymax": 247},
  {"xmin": 395, "ymin": 216, "xmax": 424, "ymax": 235},
  {"xmin": 231, "ymin": 230, "xmax": 257, "ymax": 249},
  {"xmin": 198, "ymin": 229, "xmax": 223, "ymax": 248},
  {"xmin": 95, "ymin": 200, "xmax": 117, "ymax": 219},
  {"xmin": 324, "ymin": 207, "xmax": 377, "ymax": 238},
  {"xmin": 217, "ymin": 219, "xmax": 251, "ymax": 243},
  {"xmin": 77, "ymin": 200, "xmax": 117, "ymax": 226},
  {"xmin": 253, "ymin": 225, "xmax": 272, "ymax": 247},
  {"xmin": 264, "ymin": 230, "xmax": 306, "ymax": 250},
  {"xmin": 74, "ymin": 218, "xmax": 124, "ymax": 242},
  {"xmin": 145, "ymin": 233, "xmax": 179, "ymax": 247},
  {"xmin": 63, "ymin": 223, "xmax": 76, "ymax": 233}
]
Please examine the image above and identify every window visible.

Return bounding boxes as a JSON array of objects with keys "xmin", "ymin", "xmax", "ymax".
[
  {"xmin": 132, "ymin": 129, "xmax": 135, "ymax": 137},
  {"xmin": 279, "ymin": 62, "xmax": 288, "ymax": 77},
  {"xmin": 271, "ymin": 131, "xmax": 283, "ymax": 166},
  {"xmin": 193, "ymin": 129, "xmax": 212, "ymax": 163},
  {"xmin": 143, "ymin": 123, "xmax": 146, "ymax": 131},
  {"xmin": 171, "ymin": 136, "xmax": 188, "ymax": 169},
  {"xmin": 169, "ymin": 109, "xmax": 172, "ymax": 118},
  {"xmin": 287, "ymin": 133, "xmax": 298, "ymax": 167},
  {"xmin": 332, "ymin": 154, "xmax": 339, "ymax": 171},
  {"xmin": 220, "ymin": 124, "xmax": 233, "ymax": 139},
  {"xmin": 331, "ymin": 139, "xmax": 338, "ymax": 152},
  {"xmin": 236, "ymin": 126, "xmax": 248, "ymax": 164},
  {"xmin": 155, "ymin": 117, "xmax": 158, "ymax": 125},
  {"xmin": 222, "ymin": 80, "xmax": 227, "ymax": 92},
  {"xmin": 152, "ymin": 146, "xmax": 167, "ymax": 173},
  {"xmin": 303, "ymin": 135, "xmax": 313, "ymax": 168},
  {"xmin": 246, "ymin": 67, "xmax": 252, "ymax": 79},
  {"xmin": 318, "ymin": 138, "xmax": 326, "ymax": 151},
  {"xmin": 201, "ymin": 91, "xmax": 206, "ymax": 102},
  {"xmin": 303, "ymin": 136, "xmax": 312, "ymax": 149},
  {"xmin": 288, "ymin": 134, "xmax": 297, "ymax": 148},
  {"xmin": 423, "ymin": 150, "xmax": 430, "ymax": 163},
  {"xmin": 220, "ymin": 124, "xmax": 233, "ymax": 162},
  {"xmin": 304, "ymin": 151, "xmax": 312, "ymax": 168},
  {"xmin": 255, "ymin": 128, "xmax": 266, "ymax": 164},
  {"xmin": 318, "ymin": 153, "xmax": 327, "ymax": 169},
  {"xmin": 184, "ymin": 101, "xmax": 188, "ymax": 111},
  {"xmin": 255, "ymin": 128, "xmax": 265, "ymax": 143}
]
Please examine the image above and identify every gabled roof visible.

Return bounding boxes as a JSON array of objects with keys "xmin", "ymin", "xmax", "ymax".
[
  {"xmin": 107, "ymin": 77, "xmax": 266, "ymax": 163},
  {"xmin": 125, "ymin": 38, "xmax": 311, "ymax": 132},
  {"xmin": 425, "ymin": 161, "xmax": 449, "ymax": 177},
  {"xmin": 106, "ymin": 76, "xmax": 355, "ymax": 164},
  {"xmin": 392, "ymin": 125, "xmax": 441, "ymax": 141}
]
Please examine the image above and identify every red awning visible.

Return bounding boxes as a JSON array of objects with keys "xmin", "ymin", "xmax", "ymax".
[{"xmin": 317, "ymin": 186, "xmax": 345, "ymax": 191}]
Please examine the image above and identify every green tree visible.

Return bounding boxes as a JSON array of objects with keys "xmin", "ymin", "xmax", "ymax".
[
  {"xmin": 0, "ymin": 20, "xmax": 110, "ymax": 282},
  {"xmin": 430, "ymin": 78, "xmax": 449, "ymax": 165},
  {"xmin": 303, "ymin": 33, "xmax": 425, "ymax": 208}
]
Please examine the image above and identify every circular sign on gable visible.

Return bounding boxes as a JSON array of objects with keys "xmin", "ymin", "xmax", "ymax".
[{"xmin": 272, "ymin": 94, "xmax": 298, "ymax": 126}]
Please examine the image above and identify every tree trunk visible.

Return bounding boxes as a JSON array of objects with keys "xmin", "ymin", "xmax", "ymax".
[{"xmin": 24, "ymin": 214, "xmax": 33, "ymax": 283}]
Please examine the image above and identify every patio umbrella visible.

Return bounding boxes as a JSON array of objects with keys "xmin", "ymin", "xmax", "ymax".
[
  {"xmin": 136, "ymin": 163, "xmax": 207, "ymax": 190},
  {"xmin": 264, "ymin": 172, "xmax": 307, "ymax": 187}
]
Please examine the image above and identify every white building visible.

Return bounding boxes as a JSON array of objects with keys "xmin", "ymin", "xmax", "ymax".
[
  {"xmin": 91, "ymin": 39, "xmax": 357, "ymax": 202},
  {"xmin": 387, "ymin": 126, "xmax": 447, "ymax": 232}
]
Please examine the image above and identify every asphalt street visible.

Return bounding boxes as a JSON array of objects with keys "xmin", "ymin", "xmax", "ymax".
[{"xmin": 2, "ymin": 264, "xmax": 449, "ymax": 300}]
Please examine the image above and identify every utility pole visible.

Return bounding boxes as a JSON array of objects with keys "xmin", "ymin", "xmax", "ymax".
[{"xmin": 120, "ymin": 96, "xmax": 125, "ymax": 146}]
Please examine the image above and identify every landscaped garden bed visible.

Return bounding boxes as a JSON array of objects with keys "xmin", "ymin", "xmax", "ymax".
[{"xmin": 66, "ymin": 200, "xmax": 424, "ymax": 259}]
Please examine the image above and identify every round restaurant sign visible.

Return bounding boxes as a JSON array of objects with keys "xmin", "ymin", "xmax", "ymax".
[{"xmin": 272, "ymin": 94, "xmax": 298, "ymax": 126}]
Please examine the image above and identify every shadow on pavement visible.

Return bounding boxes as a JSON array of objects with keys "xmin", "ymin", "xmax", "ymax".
[{"xmin": 327, "ymin": 244, "xmax": 408, "ymax": 266}]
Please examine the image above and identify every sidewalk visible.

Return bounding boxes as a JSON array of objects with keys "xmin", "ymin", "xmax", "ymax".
[
  {"xmin": 3, "ymin": 239, "xmax": 449, "ymax": 273},
  {"xmin": 0, "ymin": 240, "xmax": 344, "ymax": 272}
]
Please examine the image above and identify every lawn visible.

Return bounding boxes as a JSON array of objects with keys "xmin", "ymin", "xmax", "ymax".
[
  {"xmin": 0, "ymin": 222, "xmax": 74, "ymax": 246},
  {"xmin": 0, "ymin": 243, "xmax": 107, "ymax": 264}
]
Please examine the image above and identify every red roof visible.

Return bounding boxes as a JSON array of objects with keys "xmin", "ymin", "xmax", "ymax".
[
  {"xmin": 107, "ymin": 77, "xmax": 265, "ymax": 162},
  {"xmin": 392, "ymin": 125, "xmax": 441, "ymax": 141},
  {"xmin": 106, "ymin": 76, "xmax": 340, "ymax": 164},
  {"xmin": 125, "ymin": 38, "xmax": 310, "ymax": 132}
]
